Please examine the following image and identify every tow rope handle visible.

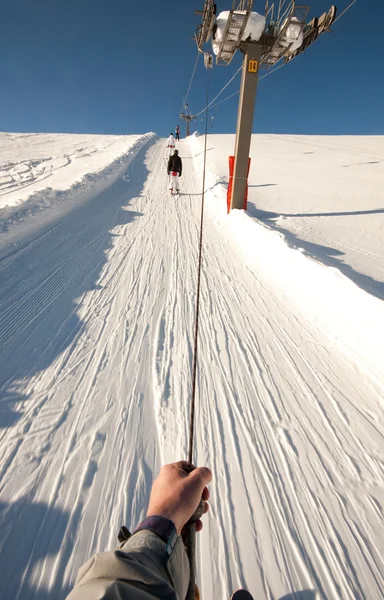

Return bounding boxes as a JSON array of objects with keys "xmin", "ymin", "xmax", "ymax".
[
  {"xmin": 182, "ymin": 465, "xmax": 205, "ymax": 600},
  {"xmin": 184, "ymin": 497, "xmax": 205, "ymax": 600}
]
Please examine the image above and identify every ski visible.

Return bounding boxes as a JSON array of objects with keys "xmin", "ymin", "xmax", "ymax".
[{"xmin": 231, "ymin": 590, "xmax": 254, "ymax": 600}]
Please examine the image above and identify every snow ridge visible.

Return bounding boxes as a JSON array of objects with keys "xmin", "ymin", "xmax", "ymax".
[{"xmin": 0, "ymin": 132, "xmax": 155, "ymax": 234}]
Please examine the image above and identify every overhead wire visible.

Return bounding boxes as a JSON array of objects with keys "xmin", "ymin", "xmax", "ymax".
[
  {"xmin": 200, "ymin": 61, "xmax": 286, "ymax": 114},
  {"xmin": 194, "ymin": 64, "xmax": 243, "ymax": 117},
  {"xmin": 333, "ymin": 0, "xmax": 357, "ymax": 24},
  {"xmin": 184, "ymin": 52, "xmax": 201, "ymax": 109},
  {"xmin": 259, "ymin": 62, "xmax": 286, "ymax": 81},
  {"xmin": 208, "ymin": 89, "xmax": 240, "ymax": 111},
  {"xmin": 194, "ymin": 60, "xmax": 285, "ymax": 117}
]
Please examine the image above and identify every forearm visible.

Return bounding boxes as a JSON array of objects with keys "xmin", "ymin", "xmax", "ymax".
[{"xmin": 66, "ymin": 530, "xmax": 189, "ymax": 600}]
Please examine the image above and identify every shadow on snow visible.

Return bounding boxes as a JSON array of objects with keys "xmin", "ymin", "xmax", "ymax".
[
  {"xmin": 278, "ymin": 592, "xmax": 318, "ymax": 600},
  {"xmin": 185, "ymin": 172, "xmax": 384, "ymax": 302},
  {"xmin": 0, "ymin": 142, "xmax": 152, "ymax": 428},
  {"xmin": 248, "ymin": 206, "xmax": 384, "ymax": 219},
  {"xmin": 247, "ymin": 203, "xmax": 384, "ymax": 301},
  {"xmin": 0, "ymin": 498, "xmax": 72, "ymax": 600},
  {"xmin": 0, "ymin": 495, "xmax": 319, "ymax": 600},
  {"xmin": 0, "ymin": 141, "xmax": 159, "ymax": 598}
]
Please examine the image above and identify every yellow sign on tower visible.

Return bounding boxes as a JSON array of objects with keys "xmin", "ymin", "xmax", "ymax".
[{"xmin": 248, "ymin": 60, "xmax": 259, "ymax": 73}]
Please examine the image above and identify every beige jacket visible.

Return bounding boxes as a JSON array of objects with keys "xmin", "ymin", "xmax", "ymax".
[{"xmin": 66, "ymin": 529, "xmax": 190, "ymax": 600}]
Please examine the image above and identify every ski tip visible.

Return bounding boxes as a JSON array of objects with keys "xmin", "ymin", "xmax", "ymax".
[{"xmin": 231, "ymin": 590, "xmax": 254, "ymax": 600}]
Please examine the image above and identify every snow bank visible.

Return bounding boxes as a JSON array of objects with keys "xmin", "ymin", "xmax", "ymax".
[
  {"xmin": 212, "ymin": 11, "xmax": 266, "ymax": 55},
  {"xmin": 0, "ymin": 132, "xmax": 155, "ymax": 211},
  {"xmin": 0, "ymin": 132, "xmax": 155, "ymax": 235},
  {"xmin": 188, "ymin": 133, "xmax": 384, "ymax": 379},
  {"xmin": 186, "ymin": 132, "xmax": 384, "ymax": 298}
]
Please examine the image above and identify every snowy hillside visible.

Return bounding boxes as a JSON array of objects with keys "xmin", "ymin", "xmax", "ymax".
[
  {"xmin": 0, "ymin": 133, "xmax": 383, "ymax": 600},
  {"xmin": 0, "ymin": 132, "xmax": 154, "ymax": 242},
  {"xmin": 191, "ymin": 133, "xmax": 384, "ymax": 300}
]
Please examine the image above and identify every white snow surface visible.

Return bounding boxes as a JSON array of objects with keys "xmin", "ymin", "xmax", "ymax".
[
  {"xmin": 212, "ymin": 11, "xmax": 266, "ymax": 55},
  {"xmin": 193, "ymin": 133, "xmax": 384, "ymax": 301},
  {"xmin": 0, "ymin": 131, "xmax": 154, "ymax": 222},
  {"xmin": 0, "ymin": 133, "xmax": 383, "ymax": 600}
]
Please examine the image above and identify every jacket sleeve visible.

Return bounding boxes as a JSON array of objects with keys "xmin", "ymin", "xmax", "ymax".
[
  {"xmin": 167, "ymin": 157, "xmax": 172, "ymax": 172},
  {"xmin": 179, "ymin": 160, "xmax": 182, "ymax": 177},
  {"xmin": 66, "ymin": 530, "xmax": 190, "ymax": 600}
]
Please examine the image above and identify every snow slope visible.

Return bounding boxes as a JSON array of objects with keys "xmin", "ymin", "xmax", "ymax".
[
  {"xmin": 0, "ymin": 135, "xmax": 383, "ymax": 600},
  {"xmin": 0, "ymin": 132, "xmax": 154, "ymax": 241},
  {"xmin": 191, "ymin": 133, "xmax": 384, "ymax": 301}
]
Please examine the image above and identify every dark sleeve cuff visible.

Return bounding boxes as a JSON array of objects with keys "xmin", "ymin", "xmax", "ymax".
[{"xmin": 133, "ymin": 516, "xmax": 177, "ymax": 554}]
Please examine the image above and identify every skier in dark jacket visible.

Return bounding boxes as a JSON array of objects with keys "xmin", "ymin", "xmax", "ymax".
[{"xmin": 167, "ymin": 149, "xmax": 182, "ymax": 195}]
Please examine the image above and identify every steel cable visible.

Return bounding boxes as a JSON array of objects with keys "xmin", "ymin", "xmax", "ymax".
[
  {"xmin": 184, "ymin": 52, "xmax": 201, "ymax": 109},
  {"xmin": 188, "ymin": 67, "xmax": 211, "ymax": 466}
]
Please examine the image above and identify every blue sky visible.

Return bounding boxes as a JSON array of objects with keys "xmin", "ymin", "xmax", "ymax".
[{"xmin": 1, "ymin": 0, "xmax": 382, "ymax": 136}]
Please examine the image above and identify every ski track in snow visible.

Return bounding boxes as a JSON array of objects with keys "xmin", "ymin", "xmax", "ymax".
[{"xmin": 0, "ymin": 138, "xmax": 383, "ymax": 600}]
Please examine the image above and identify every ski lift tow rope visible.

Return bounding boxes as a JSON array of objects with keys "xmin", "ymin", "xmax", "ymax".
[
  {"xmin": 188, "ymin": 68, "xmax": 211, "ymax": 467},
  {"xmin": 184, "ymin": 66, "xmax": 211, "ymax": 600}
]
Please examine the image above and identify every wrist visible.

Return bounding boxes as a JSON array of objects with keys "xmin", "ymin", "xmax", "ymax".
[
  {"xmin": 134, "ymin": 516, "xmax": 178, "ymax": 554},
  {"xmin": 147, "ymin": 506, "xmax": 182, "ymax": 532}
]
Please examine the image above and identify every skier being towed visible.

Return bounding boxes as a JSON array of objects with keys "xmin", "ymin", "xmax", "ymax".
[{"xmin": 167, "ymin": 149, "xmax": 182, "ymax": 195}]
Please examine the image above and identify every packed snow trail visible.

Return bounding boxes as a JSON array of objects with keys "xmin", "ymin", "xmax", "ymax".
[{"xmin": 0, "ymin": 138, "xmax": 383, "ymax": 600}]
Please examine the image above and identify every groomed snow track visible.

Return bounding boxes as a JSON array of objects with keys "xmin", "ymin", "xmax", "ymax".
[{"xmin": 0, "ymin": 137, "xmax": 383, "ymax": 600}]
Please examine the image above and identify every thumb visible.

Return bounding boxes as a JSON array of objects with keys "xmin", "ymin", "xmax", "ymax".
[{"xmin": 189, "ymin": 466, "xmax": 212, "ymax": 489}]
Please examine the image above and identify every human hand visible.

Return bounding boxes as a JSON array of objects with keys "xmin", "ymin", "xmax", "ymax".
[{"xmin": 147, "ymin": 461, "xmax": 212, "ymax": 534}]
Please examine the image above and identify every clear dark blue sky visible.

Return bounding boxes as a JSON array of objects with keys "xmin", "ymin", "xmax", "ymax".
[{"xmin": 1, "ymin": 0, "xmax": 382, "ymax": 136}]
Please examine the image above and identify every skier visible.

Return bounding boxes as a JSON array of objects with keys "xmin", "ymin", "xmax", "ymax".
[
  {"xmin": 167, "ymin": 132, "xmax": 175, "ymax": 155},
  {"xmin": 175, "ymin": 125, "xmax": 180, "ymax": 141},
  {"xmin": 167, "ymin": 149, "xmax": 182, "ymax": 195},
  {"xmin": 65, "ymin": 461, "xmax": 212, "ymax": 600}
]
